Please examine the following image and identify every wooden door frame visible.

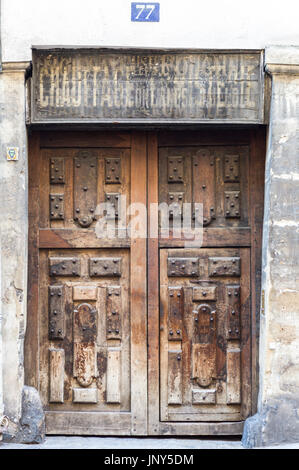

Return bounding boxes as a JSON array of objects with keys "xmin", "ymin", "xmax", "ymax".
[
  {"xmin": 25, "ymin": 130, "xmax": 148, "ymax": 435},
  {"xmin": 25, "ymin": 127, "xmax": 265, "ymax": 436},
  {"xmin": 147, "ymin": 127, "xmax": 265, "ymax": 435}
]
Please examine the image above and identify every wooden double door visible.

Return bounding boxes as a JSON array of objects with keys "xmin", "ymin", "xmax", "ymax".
[{"xmin": 26, "ymin": 129, "xmax": 265, "ymax": 435}]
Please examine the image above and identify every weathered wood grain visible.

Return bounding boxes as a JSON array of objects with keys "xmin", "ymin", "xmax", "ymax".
[
  {"xmin": 130, "ymin": 132, "xmax": 148, "ymax": 435},
  {"xmin": 106, "ymin": 349, "xmax": 121, "ymax": 404},
  {"xmin": 147, "ymin": 132, "xmax": 160, "ymax": 435},
  {"xmin": 49, "ymin": 349, "xmax": 65, "ymax": 403},
  {"xmin": 27, "ymin": 128, "xmax": 265, "ymax": 436},
  {"xmin": 226, "ymin": 347, "xmax": 241, "ymax": 405}
]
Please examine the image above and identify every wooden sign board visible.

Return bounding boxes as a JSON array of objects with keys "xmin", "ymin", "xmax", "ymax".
[{"xmin": 31, "ymin": 49, "xmax": 265, "ymax": 124}]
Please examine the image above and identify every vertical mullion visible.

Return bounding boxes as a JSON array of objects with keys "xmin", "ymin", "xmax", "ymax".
[
  {"xmin": 147, "ymin": 132, "xmax": 160, "ymax": 434},
  {"xmin": 130, "ymin": 131, "xmax": 148, "ymax": 434}
]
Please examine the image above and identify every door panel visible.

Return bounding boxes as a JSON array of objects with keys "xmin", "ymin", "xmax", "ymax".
[
  {"xmin": 159, "ymin": 143, "xmax": 252, "ymax": 427},
  {"xmin": 26, "ymin": 131, "xmax": 147, "ymax": 435},
  {"xmin": 27, "ymin": 129, "xmax": 265, "ymax": 436},
  {"xmin": 158, "ymin": 145, "xmax": 249, "ymax": 235},
  {"xmin": 39, "ymin": 248, "xmax": 130, "ymax": 412},
  {"xmin": 147, "ymin": 129, "xmax": 265, "ymax": 436},
  {"xmin": 160, "ymin": 248, "xmax": 250, "ymax": 422}
]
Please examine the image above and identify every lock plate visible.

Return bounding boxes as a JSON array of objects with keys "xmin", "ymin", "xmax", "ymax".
[
  {"xmin": 105, "ymin": 193, "xmax": 121, "ymax": 219},
  {"xmin": 224, "ymin": 155, "xmax": 240, "ymax": 182},
  {"xmin": 106, "ymin": 286, "xmax": 122, "ymax": 339},
  {"xmin": 208, "ymin": 257, "xmax": 240, "ymax": 277},
  {"xmin": 226, "ymin": 285, "xmax": 241, "ymax": 339},
  {"xmin": 73, "ymin": 303, "xmax": 97, "ymax": 388},
  {"xmin": 168, "ymin": 192, "xmax": 184, "ymax": 218},
  {"xmin": 192, "ymin": 150, "xmax": 216, "ymax": 226},
  {"xmin": 168, "ymin": 156, "xmax": 184, "ymax": 183},
  {"xmin": 193, "ymin": 304, "xmax": 216, "ymax": 344},
  {"xmin": 192, "ymin": 286, "xmax": 217, "ymax": 301},
  {"xmin": 167, "ymin": 257, "xmax": 199, "ymax": 277},
  {"xmin": 168, "ymin": 287, "xmax": 184, "ymax": 341},
  {"xmin": 73, "ymin": 151, "xmax": 97, "ymax": 227},
  {"xmin": 192, "ymin": 389, "xmax": 216, "ymax": 404},
  {"xmin": 225, "ymin": 191, "xmax": 241, "ymax": 218},
  {"xmin": 73, "ymin": 302, "xmax": 97, "ymax": 343},
  {"xmin": 50, "ymin": 158, "xmax": 65, "ymax": 184},
  {"xmin": 105, "ymin": 157, "xmax": 121, "ymax": 183},
  {"xmin": 50, "ymin": 194, "xmax": 64, "ymax": 220},
  {"xmin": 49, "ymin": 285, "xmax": 65, "ymax": 339},
  {"xmin": 89, "ymin": 258, "xmax": 121, "ymax": 277},
  {"xmin": 49, "ymin": 257, "xmax": 80, "ymax": 277}
]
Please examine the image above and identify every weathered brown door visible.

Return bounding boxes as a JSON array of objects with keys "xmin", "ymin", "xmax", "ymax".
[
  {"xmin": 26, "ymin": 129, "xmax": 265, "ymax": 436},
  {"xmin": 26, "ymin": 131, "xmax": 147, "ymax": 435},
  {"xmin": 148, "ymin": 129, "xmax": 265, "ymax": 435}
]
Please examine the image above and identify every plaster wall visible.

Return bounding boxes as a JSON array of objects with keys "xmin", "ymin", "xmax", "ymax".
[{"xmin": 1, "ymin": 0, "xmax": 299, "ymax": 63}]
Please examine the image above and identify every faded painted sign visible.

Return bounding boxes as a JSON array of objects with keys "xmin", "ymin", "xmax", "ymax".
[{"xmin": 31, "ymin": 49, "xmax": 264, "ymax": 123}]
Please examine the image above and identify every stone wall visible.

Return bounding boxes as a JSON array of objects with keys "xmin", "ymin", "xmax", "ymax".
[
  {"xmin": 242, "ymin": 46, "xmax": 299, "ymax": 447},
  {"xmin": 0, "ymin": 63, "xmax": 29, "ymax": 438},
  {"xmin": 0, "ymin": 46, "xmax": 299, "ymax": 446}
]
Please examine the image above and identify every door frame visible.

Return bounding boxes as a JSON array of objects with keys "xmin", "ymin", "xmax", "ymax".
[
  {"xmin": 147, "ymin": 127, "xmax": 265, "ymax": 435},
  {"xmin": 25, "ymin": 126, "xmax": 265, "ymax": 436}
]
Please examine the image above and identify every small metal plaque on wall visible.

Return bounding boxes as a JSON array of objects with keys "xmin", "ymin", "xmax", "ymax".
[
  {"xmin": 6, "ymin": 147, "xmax": 19, "ymax": 161},
  {"xmin": 30, "ymin": 48, "xmax": 265, "ymax": 124},
  {"xmin": 131, "ymin": 3, "xmax": 160, "ymax": 22}
]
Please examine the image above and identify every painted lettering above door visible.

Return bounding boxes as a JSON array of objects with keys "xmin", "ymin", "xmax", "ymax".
[{"xmin": 31, "ymin": 49, "xmax": 265, "ymax": 124}]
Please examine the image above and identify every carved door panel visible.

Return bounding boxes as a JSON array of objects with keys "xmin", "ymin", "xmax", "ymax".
[
  {"xmin": 26, "ymin": 131, "xmax": 147, "ymax": 435},
  {"xmin": 158, "ymin": 143, "xmax": 252, "ymax": 426},
  {"xmin": 158, "ymin": 145, "xmax": 249, "ymax": 235},
  {"xmin": 160, "ymin": 248, "xmax": 250, "ymax": 422},
  {"xmin": 27, "ymin": 129, "xmax": 265, "ymax": 436},
  {"xmin": 147, "ymin": 131, "xmax": 265, "ymax": 435}
]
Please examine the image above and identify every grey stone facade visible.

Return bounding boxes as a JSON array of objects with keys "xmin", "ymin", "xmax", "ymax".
[
  {"xmin": 0, "ymin": 63, "xmax": 30, "ymax": 440},
  {"xmin": 0, "ymin": 46, "xmax": 298, "ymax": 447},
  {"xmin": 242, "ymin": 46, "xmax": 299, "ymax": 447}
]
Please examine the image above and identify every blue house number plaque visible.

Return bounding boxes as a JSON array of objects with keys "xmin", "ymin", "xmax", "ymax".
[{"xmin": 131, "ymin": 3, "xmax": 160, "ymax": 22}]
